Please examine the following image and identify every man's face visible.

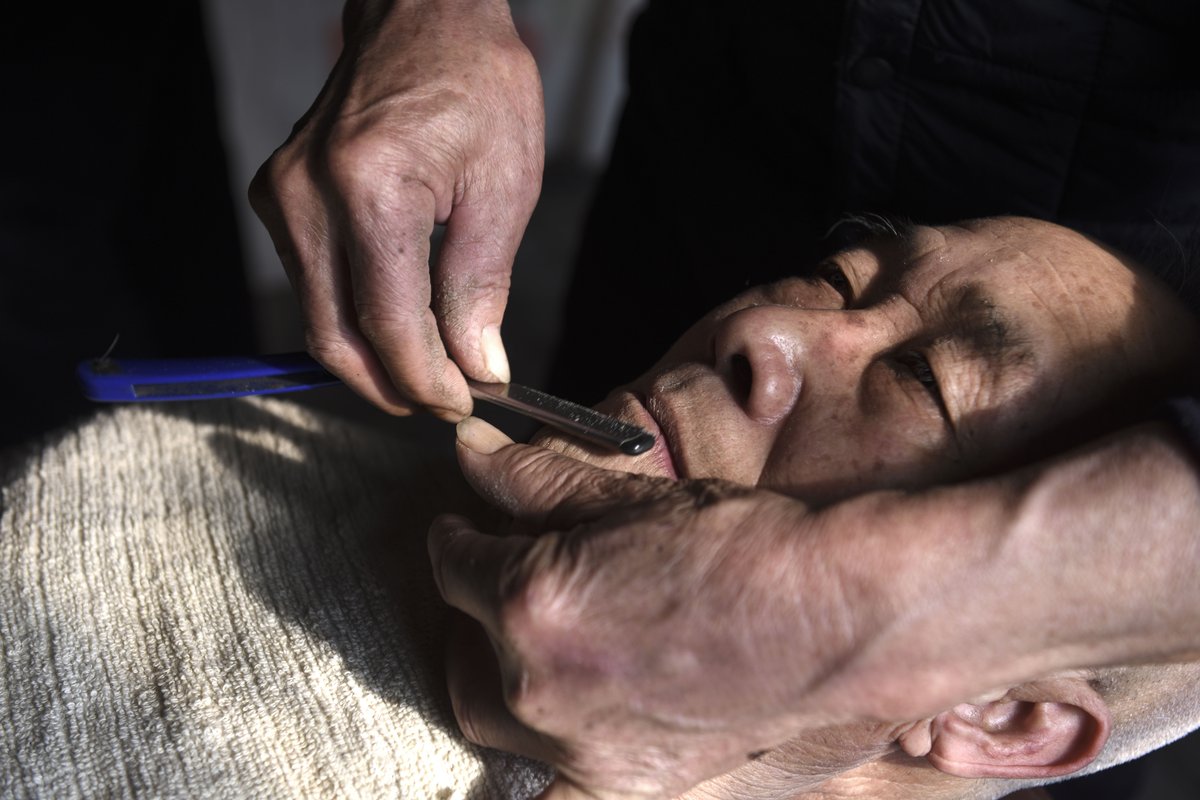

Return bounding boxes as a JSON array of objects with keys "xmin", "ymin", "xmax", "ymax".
[{"xmin": 538, "ymin": 216, "xmax": 1194, "ymax": 503}]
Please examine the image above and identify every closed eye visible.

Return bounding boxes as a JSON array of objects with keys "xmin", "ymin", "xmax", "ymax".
[
  {"xmin": 893, "ymin": 350, "xmax": 949, "ymax": 419},
  {"xmin": 814, "ymin": 260, "xmax": 853, "ymax": 307}
]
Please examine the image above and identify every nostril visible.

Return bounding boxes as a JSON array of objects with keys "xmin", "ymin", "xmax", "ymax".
[{"xmin": 728, "ymin": 353, "xmax": 753, "ymax": 407}]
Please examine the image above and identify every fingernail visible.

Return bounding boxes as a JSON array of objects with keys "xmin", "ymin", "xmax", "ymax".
[
  {"xmin": 480, "ymin": 325, "xmax": 511, "ymax": 384},
  {"xmin": 456, "ymin": 416, "xmax": 514, "ymax": 454}
]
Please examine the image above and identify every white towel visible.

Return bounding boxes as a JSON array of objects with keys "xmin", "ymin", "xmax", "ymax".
[{"xmin": 0, "ymin": 397, "xmax": 552, "ymax": 799}]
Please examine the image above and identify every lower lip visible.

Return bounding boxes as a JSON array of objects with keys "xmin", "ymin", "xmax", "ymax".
[
  {"xmin": 649, "ymin": 440, "xmax": 678, "ymax": 480},
  {"xmin": 628, "ymin": 392, "xmax": 678, "ymax": 480}
]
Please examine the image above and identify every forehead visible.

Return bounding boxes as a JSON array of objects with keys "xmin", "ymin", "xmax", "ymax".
[{"xmin": 876, "ymin": 218, "xmax": 1138, "ymax": 346}]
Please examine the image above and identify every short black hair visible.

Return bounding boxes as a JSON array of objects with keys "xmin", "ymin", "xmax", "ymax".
[
  {"xmin": 1117, "ymin": 218, "xmax": 1200, "ymax": 315},
  {"xmin": 821, "ymin": 212, "xmax": 917, "ymax": 254}
]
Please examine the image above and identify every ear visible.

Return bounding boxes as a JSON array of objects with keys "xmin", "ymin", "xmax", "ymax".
[{"xmin": 915, "ymin": 677, "xmax": 1111, "ymax": 780}]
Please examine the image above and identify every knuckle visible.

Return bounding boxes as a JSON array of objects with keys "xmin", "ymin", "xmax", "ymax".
[
  {"xmin": 496, "ymin": 561, "xmax": 551, "ymax": 638},
  {"xmin": 498, "ymin": 568, "xmax": 593, "ymax": 732},
  {"xmin": 248, "ymin": 158, "xmax": 310, "ymax": 239},
  {"xmin": 493, "ymin": 34, "xmax": 539, "ymax": 73},
  {"xmin": 324, "ymin": 116, "xmax": 450, "ymax": 195},
  {"xmin": 246, "ymin": 168, "xmax": 272, "ymax": 214},
  {"xmin": 500, "ymin": 639, "xmax": 561, "ymax": 728},
  {"xmin": 250, "ymin": 146, "xmax": 305, "ymax": 204},
  {"xmin": 495, "ymin": 541, "xmax": 574, "ymax": 651},
  {"xmin": 323, "ymin": 132, "xmax": 385, "ymax": 194}
]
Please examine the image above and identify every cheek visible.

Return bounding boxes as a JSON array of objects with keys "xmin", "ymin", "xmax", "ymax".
[
  {"xmin": 678, "ymin": 425, "xmax": 767, "ymax": 486},
  {"xmin": 757, "ymin": 405, "xmax": 960, "ymax": 500},
  {"xmin": 759, "ymin": 422, "xmax": 889, "ymax": 497}
]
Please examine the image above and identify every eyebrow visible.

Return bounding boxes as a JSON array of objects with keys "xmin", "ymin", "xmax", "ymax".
[
  {"xmin": 942, "ymin": 283, "xmax": 1032, "ymax": 364},
  {"xmin": 841, "ymin": 223, "xmax": 1032, "ymax": 363},
  {"xmin": 823, "ymin": 213, "xmax": 918, "ymax": 254},
  {"xmin": 827, "ymin": 222, "xmax": 1035, "ymax": 367}
]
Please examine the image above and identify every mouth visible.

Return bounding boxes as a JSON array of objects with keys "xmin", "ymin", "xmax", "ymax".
[
  {"xmin": 623, "ymin": 390, "xmax": 681, "ymax": 481},
  {"xmin": 595, "ymin": 390, "xmax": 680, "ymax": 480}
]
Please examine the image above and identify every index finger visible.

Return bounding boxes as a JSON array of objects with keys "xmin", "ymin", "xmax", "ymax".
[
  {"xmin": 250, "ymin": 148, "xmax": 424, "ymax": 416},
  {"xmin": 339, "ymin": 169, "xmax": 473, "ymax": 420},
  {"xmin": 455, "ymin": 417, "xmax": 681, "ymax": 531}
]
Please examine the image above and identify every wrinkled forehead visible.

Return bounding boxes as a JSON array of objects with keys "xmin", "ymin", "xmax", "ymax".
[
  {"xmin": 895, "ymin": 219, "xmax": 1134, "ymax": 304},
  {"xmin": 884, "ymin": 219, "xmax": 1141, "ymax": 349}
]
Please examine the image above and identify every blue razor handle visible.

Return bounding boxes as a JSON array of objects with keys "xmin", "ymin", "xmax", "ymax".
[
  {"xmin": 78, "ymin": 353, "xmax": 341, "ymax": 402},
  {"xmin": 76, "ymin": 353, "xmax": 655, "ymax": 456}
]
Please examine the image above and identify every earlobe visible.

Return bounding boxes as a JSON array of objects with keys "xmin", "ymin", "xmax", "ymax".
[{"xmin": 924, "ymin": 677, "xmax": 1111, "ymax": 779}]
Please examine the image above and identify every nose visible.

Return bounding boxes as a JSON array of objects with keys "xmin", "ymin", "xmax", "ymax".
[{"xmin": 711, "ymin": 305, "xmax": 876, "ymax": 424}]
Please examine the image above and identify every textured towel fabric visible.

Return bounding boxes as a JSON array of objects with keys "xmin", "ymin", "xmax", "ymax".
[{"xmin": 0, "ymin": 397, "xmax": 552, "ymax": 799}]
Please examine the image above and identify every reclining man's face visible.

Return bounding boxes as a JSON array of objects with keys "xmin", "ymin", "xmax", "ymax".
[
  {"xmin": 516, "ymin": 216, "xmax": 1200, "ymax": 796},
  {"xmin": 539, "ymin": 216, "xmax": 1196, "ymax": 504}
]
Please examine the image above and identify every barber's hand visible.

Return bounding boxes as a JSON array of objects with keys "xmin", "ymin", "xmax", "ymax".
[
  {"xmin": 249, "ymin": 0, "xmax": 544, "ymax": 420},
  {"xmin": 428, "ymin": 419, "xmax": 881, "ymax": 799}
]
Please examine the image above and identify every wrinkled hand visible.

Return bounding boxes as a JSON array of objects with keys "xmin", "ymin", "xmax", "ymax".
[
  {"xmin": 250, "ymin": 0, "xmax": 544, "ymax": 419},
  {"xmin": 427, "ymin": 419, "xmax": 886, "ymax": 799}
]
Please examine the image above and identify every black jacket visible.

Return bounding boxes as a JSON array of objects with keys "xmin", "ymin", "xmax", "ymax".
[
  {"xmin": 553, "ymin": 0, "xmax": 1200, "ymax": 412},
  {"xmin": 550, "ymin": 6, "xmax": 1200, "ymax": 798}
]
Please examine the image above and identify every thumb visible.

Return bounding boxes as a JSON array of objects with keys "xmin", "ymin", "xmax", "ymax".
[
  {"xmin": 455, "ymin": 417, "xmax": 677, "ymax": 531},
  {"xmin": 432, "ymin": 193, "xmax": 531, "ymax": 385}
]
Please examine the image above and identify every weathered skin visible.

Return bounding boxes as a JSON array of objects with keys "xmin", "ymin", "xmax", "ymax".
[
  {"xmin": 250, "ymin": 0, "xmax": 544, "ymax": 420},
  {"xmin": 429, "ymin": 218, "xmax": 1200, "ymax": 799}
]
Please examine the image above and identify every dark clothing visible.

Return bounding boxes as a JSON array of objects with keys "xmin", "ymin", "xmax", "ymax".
[
  {"xmin": 1167, "ymin": 396, "xmax": 1200, "ymax": 457},
  {"xmin": 0, "ymin": 3, "xmax": 254, "ymax": 449},
  {"xmin": 550, "ymin": 4, "xmax": 1200, "ymax": 797},
  {"xmin": 1047, "ymin": 767, "xmax": 1145, "ymax": 800},
  {"xmin": 550, "ymin": 0, "xmax": 1200, "ymax": 404}
]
